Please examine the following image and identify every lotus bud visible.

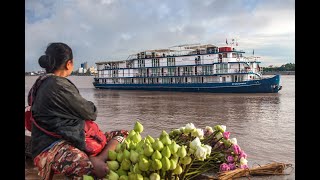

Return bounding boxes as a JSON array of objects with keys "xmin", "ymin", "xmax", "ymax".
[
  {"xmin": 151, "ymin": 150, "xmax": 162, "ymax": 160},
  {"xmin": 160, "ymin": 130, "xmax": 168, "ymax": 140},
  {"xmin": 120, "ymin": 159, "xmax": 131, "ymax": 171},
  {"xmin": 128, "ymin": 173, "xmax": 135, "ymax": 180},
  {"xmin": 161, "ymin": 146, "xmax": 171, "ymax": 158},
  {"xmin": 179, "ymin": 127, "xmax": 186, "ymax": 134},
  {"xmin": 170, "ymin": 154, "xmax": 179, "ymax": 162},
  {"xmin": 115, "ymin": 143, "xmax": 122, "ymax": 153},
  {"xmin": 240, "ymin": 157, "xmax": 248, "ymax": 165},
  {"xmin": 190, "ymin": 137, "xmax": 201, "ymax": 150},
  {"xmin": 107, "ymin": 161, "xmax": 119, "ymax": 171},
  {"xmin": 136, "ymin": 174, "xmax": 143, "ymax": 180},
  {"xmin": 214, "ymin": 125, "xmax": 226, "ymax": 133},
  {"xmin": 205, "ymin": 126, "xmax": 213, "ymax": 134},
  {"xmin": 83, "ymin": 175, "xmax": 94, "ymax": 180},
  {"xmin": 172, "ymin": 129, "xmax": 181, "ymax": 135},
  {"xmin": 130, "ymin": 150, "xmax": 139, "ymax": 163},
  {"xmin": 230, "ymin": 138, "xmax": 237, "ymax": 145},
  {"xmin": 173, "ymin": 164, "xmax": 183, "ymax": 175},
  {"xmin": 146, "ymin": 135, "xmax": 155, "ymax": 144},
  {"xmin": 161, "ymin": 157, "xmax": 171, "ymax": 171},
  {"xmin": 149, "ymin": 173, "xmax": 160, "ymax": 180},
  {"xmin": 152, "ymin": 139, "xmax": 164, "ymax": 151},
  {"xmin": 123, "ymin": 149, "xmax": 131, "ymax": 159},
  {"xmin": 195, "ymin": 146, "xmax": 207, "ymax": 161},
  {"xmin": 121, "ymin": 140, "xmax": 130, "ymax": 150},
  {"xmin": 169, "ymin": 159, "xmax": 177, "ymax": 170},
  {"xmin": 107, "ymin": 170, "xmax": 119, "ymax": 180},
  {"xmin": 188, "ymin": 148, "xmax": 195, "ymax": 155},
  {"xmin": 169, "ymin": 141, "xmax": 178, "ymax": 154},
  {"xmin": 108, "ymin": 150, "xmax": 117, "ymax": 161},
  {"xmin": 151, "ymin": 159, "xmax": 162, "ymax": 170},
  {"xmin": 136, "ymin": 147, "xmax": 144, "ymax": 155},
  {"xmin": 128, "ymin": 130, "xmax": 136, "ymax": 139},
  {"xmin": 177, "ymin": 145, "xmax": 187, "ymax": 158},
  {"xmin": 117, "ymin": 169, "xmax": 128, "ymax": 176},
  {"xmin": 160, "ymin": 135, "xmax": 172, "ymax": 145},
  {"xmin": 185, "ymin": 123, "xmax": 195, "ymax": 133},
  {"xmin": 138, "ymin": 157, "xmax": 150, "ymax": 171},
  {"xmin": 119, "ymin": 175, "xmax": 128, "ymax": 180},
  {"xmin": 134, "ymin": 121, "xmax": 144, "ymax": 133},
  {"xmin": 191, "ymin": 128, "xmax": 204, "ymax": 139},
  {"xmin": 117, "ymin": 152, "xmax": 124, "ymax": 162},
  {"xmin": 133, "ymin": 163, "xmax": 142, "ymax": 174},
  {"xmin": 203, "ymin": 145, "xmax": 212, "ymax": 156},
  {"xmin": 215, "ymin": 132, "xmax": 223, "ymax": 140},
  {"xmin": 144, "ymin": 144, "xmax": 154, "ymax": 157},
  {"xmin": 180, "ymin": 156, "xmax": 192, "ymax": 165},
  {"xmin": 132, "ymin": 133, "xmax": 142, "ymax": 143}
]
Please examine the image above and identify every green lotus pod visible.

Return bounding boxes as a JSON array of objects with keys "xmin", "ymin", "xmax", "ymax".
[
  {"xmin": 130, "ymin": 150, "xmax": 139, "ymax": 163},
  {"xmin": 107, "ymin": 161, "xmax": 120, "ymax": 171},
  {"xmin": 180, "ymin": 156, "xmax": 192, "ymax": 165},
  {"xmin": 161, "ymin": 146, "xmax": 171, "ymax": 158},
  {"xmin": 108, "ymin": 150, "xmax": 118, "ymax": 161},
  {"xmin": 117, "ymin": 169, "xmax": 128, "ymax": 176},
  {"xmin": 117, "ymin": 152, "xmax": 124, "ymax": 162},
  {"xmin": 107, "ymin": 170, "xmax": 119, "ymax": 180},
  {"xmin": 132, "ymin": 133, "xmax": 142, "ymax": 143},
  {"xmin": 134, "ymin": 121, "xmax": 144, "ymax": 133},
  {"xmin": 177, "ymin": 145, "xmax": 187, "ymax": 158},
  {"xmin": 151, "ymin": 150, "xmax": 162, "ymax": 160},
  {"xmin": 123, "ymin": 149, "xmax": 131, "ymax": 159},
  {"xmin": 128, "ymin": 130, "xmax": 136, "ymax": 139},
  {"xmin": 138, "ymin": 157, "xmax": 150, "ymax": 171},
  {"xmin": 173, "ymin": 164, "xmax": 183, "ymax": 175},
  {"xmin": 151, "ymin": 159, "xmax": 162, "ymax": 170},
  {"xmin": 169, "ymin": 141, "xmax": 178, "ymax": 154},
  {"xmin": 120, "ymin": 158, "xmax": 131, "ymax": 171},
  {"xmin": 159, "ymin": 130, "xmax": 168, "ymax": 140},
  {"xmin": 144, "ymin": 144, "xmax": 154, "ymax": 157},
  {"xmin": 119, "ymin": 175, "xmax": 129, "ymax": 180},
  {"xmin": 160, "ymin": 135, "xmax": 171, "ymax": 145},
  {"xmin": 169, "ymin": 159, "xmax": 177, "ymax": 170},
  {"xmin": 136, "ymin": 174, "xmax": 143, "ymax": 180},
  {"xmin": 146, "ymin": 135, "xmax": 155, "ymax": 144},
  {"xmin": 83, "ymin": 175, "xmax": 94, "ymax": 180},
  {"xmin": 149, "ymin": 173, "xmax": 160, "ymax": 180},
  {"xmin": 161, "ymin": 157, "xmax": 171, "ymax": 171},
  {"xmin": 133, "ymin": 163, "xmax": 142, "ymax": 174},
  {"xmin": 152, "ymin": 139, "xmax": 164, "ymax": 151}
]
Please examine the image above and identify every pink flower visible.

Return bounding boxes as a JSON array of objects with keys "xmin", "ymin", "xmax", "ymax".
[
  {"xmin": 232, "ymin": 144, "xmax": 241, "ymax": 155},
  {"xmin": 219, "ymin": 163, "xmax": 230, "ymax": 172},
  {"xmin": 223, "ymin": 131, "xmax": 230, "ymax": 139},
  {"xmin": 241, "ymin": 164, "xmax": 249, "ymax": 169},
  {"xmin": 228, "ymin": 163, "xmax": 236, "ymax": 170},
  {"xmin": 239, "ymin": 151, "xmax": 247, "ymax": 159},
  {"xmin": 226, "ymin": 155, "xmax": 234, "ymax": 163}
]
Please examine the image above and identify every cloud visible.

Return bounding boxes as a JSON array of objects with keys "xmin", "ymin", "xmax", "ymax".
[{"xmin": 25, "ymin": 0, "xmax": 294, "ymax": 71}]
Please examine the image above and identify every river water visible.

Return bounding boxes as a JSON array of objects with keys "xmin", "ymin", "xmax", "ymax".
[{"xmin": 25, "ymin": 75, "xmax": 295, "ymax": 179}]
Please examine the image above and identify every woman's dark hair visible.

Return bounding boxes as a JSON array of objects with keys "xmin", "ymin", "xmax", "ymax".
[{"xmin": 38, "ymin": 42, "xmax": 73, "ymax": 73}]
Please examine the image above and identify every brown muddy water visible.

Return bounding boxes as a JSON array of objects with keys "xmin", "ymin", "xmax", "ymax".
[{"xmin": 25, "ymin": 75, "xmax": 295, "ymax": 179}]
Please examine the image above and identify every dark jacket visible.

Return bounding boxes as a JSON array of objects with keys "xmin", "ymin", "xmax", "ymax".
[{"xmin": 29, "ymin": 75, "xmax": 97, "ymax": 159}]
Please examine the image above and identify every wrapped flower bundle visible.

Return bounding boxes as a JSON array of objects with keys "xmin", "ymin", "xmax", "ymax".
[{"xmin": 84, "ymin": 121, "xmax": 249, "ymax": 180}]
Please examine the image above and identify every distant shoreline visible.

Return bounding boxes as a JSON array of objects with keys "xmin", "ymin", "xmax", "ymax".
[{"xmin": 262, "ymin": 71, "xmax": 295, "ymax": 75}]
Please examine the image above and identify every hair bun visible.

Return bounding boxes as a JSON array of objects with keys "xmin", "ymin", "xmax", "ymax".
[{"xmin": 38, "ymin": 55, "xmax": 50, "ymax": 68}]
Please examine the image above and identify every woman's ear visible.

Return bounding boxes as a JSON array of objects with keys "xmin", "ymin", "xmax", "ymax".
[{"xmin": 66, "ymin": 60, "xmax": 73, "ymax": 70}]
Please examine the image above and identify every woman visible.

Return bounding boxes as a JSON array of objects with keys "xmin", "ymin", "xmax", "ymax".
[{"xmin": 28, "ymin": 42, "xmax": 127, "ymax": 180}]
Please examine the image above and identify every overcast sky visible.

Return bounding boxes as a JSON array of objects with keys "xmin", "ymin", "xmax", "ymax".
[{"xmin": 25, "ymin": 0, "xmax": 295, "ymax": 72}]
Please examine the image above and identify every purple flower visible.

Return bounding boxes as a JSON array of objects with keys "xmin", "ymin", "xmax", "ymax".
[
  {"xmin": 241, "ymin": 164, "xmax": 249, "ymax": 169},
  {"xmin": 232, "ymin": 144, "xmax": 241, "ymax": 155},
  {"xmin": 227, "ymin": 155, "xmax": 234, "ymax": 163},
  {"xmin": 219, "ymin": 163, "xmax": 230, "ymax": 172},
  {"xmin": 223, "ymin": 131, "xmax": 230, "ymax": 139},
  {"xmin": 239, "ymin": 151, "xmax": 247, "ymax": 159},
  {"xmin": 228, "ymin": 163, "xmax": 236, "ymax": 170}
]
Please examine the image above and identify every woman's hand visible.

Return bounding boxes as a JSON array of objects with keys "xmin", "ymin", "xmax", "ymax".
[{"xmin": 89, "ymin": 155, "xmax": 109, "ymax": 178}]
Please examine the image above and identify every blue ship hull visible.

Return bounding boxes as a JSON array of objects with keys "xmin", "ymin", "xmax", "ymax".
[{"xmin": 93, "ymin": 75, "xmax": 281, "ymax": 93}]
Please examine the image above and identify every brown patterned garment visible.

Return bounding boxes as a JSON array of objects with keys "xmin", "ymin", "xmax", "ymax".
[{"xmin": 33, "ymin": 130, "xmax": 128, "ymax": 180}]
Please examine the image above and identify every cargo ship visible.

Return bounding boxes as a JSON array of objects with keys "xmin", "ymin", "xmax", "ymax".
[{"xmin": 93, "ymin": 43, "xmax": 282, "ymax": 93}]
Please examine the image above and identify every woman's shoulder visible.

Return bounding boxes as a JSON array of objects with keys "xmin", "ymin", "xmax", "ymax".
[{"xmin": 42, "ymin": 75, "xmax": 75, "ymax": 89}]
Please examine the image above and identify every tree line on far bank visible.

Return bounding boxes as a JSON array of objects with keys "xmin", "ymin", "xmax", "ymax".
[{"xmin": 262, "ymin": 63, "xmax": 295, "ymax": 72}]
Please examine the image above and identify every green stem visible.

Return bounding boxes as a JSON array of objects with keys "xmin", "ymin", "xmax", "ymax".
[{"xmin": 180, "ymin": 157, "xmax": 195, "ymax": 180}]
